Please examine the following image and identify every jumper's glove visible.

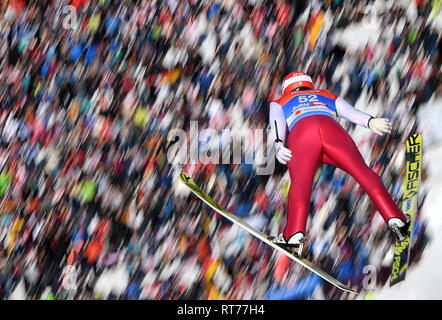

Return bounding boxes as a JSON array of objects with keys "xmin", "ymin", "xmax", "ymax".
[
  {"xmin": 274, "ymin": 141, "xmax": 292, "ymax": 165},
  {"xmin": 368, "ymin": 117, "xmax": 392, "ymax": 135}
]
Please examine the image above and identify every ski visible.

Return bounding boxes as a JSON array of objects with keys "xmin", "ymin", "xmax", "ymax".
[
  {"xmin": 179, "ymin": 173, "xmax": 358, "ymax": 294},
  {"xmin": 390, "ymin": 133, "xmax": 423, "ymax": 286}
]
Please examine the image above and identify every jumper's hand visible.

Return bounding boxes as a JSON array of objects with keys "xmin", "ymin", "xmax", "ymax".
[
  {"xmin": 368, "ymin": 117, "xmax": 392, "ymax": 135},
  {"xmin": 274, "ymin": 141, "xmax": 292, "ymax": 165}
]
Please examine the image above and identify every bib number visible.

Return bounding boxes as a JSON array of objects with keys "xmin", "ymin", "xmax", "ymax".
[{"xmin": 298, "ymin": 94, "xmax": 318, "ymax": 103}]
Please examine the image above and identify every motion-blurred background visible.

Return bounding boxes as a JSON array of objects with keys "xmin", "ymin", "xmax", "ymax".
[{"xmin": 0, "ymin": 0, "xmax": 440, "ymax": 300}]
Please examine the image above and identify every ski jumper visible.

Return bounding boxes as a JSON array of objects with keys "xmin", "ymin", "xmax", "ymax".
[{"xmin": 269, "ymin": 88, "xmax": 406, "ymax": 240}]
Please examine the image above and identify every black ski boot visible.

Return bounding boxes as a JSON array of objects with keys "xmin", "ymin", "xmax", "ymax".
[
  {"xmin": 388, "ymin": 217, "xmax": 411, "ymax": 241},
  {"xmin": 271, "ymin": 232, "xmax": 306, "ymax": 257}
]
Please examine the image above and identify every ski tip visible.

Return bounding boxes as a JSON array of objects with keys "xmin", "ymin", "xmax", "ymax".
[
  {"xmin": 332, "ymin": 281, "xmax": 358, "ymax": 294},
  {"xmin": 345, "ymin": 287, "xmax": 359, "ymax": 294},
  {"xmin": 333, "ymin": 284, "xmax": 358, "ymax": 294},
  {"xmin": 179, "ymin": 173, "xmax": 192, "ymax": 183},
  {"xmin": 407, "ymin": 133, "xmax": 422, "ymax": 143}
]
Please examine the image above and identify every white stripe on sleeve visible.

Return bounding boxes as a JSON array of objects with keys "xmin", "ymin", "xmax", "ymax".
[{"xmin": 335, "ymin": 96, "xmax": 372, "ymax": 128}]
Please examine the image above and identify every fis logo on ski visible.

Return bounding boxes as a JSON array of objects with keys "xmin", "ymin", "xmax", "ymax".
[{"xmin": 404, "ymin": 198, "xmax": 414, "ymax": 213}]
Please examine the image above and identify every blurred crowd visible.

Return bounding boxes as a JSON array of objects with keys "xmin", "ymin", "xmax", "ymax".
[{"xmin": 0, "ymin": 0, "xmax": 440, "ymax": 300}]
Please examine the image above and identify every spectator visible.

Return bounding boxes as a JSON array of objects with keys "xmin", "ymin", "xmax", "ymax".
[{"xmin": 0, "ymin": 0, "xmax": 437, "ymax": 300}]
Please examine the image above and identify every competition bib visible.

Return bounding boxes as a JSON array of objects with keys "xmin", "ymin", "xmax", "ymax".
[{"xmin": 281, "ymin": 91, "xmax": 338, "ymax": 130}]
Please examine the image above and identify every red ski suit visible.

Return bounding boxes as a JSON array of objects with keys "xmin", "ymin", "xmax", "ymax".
[{"xmin": 269, "ymin": 89, "xmax": 406, "ymax": 240}]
